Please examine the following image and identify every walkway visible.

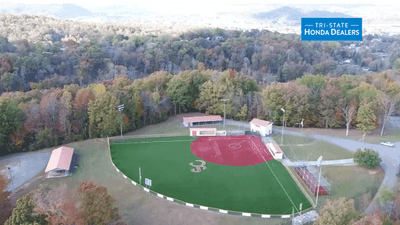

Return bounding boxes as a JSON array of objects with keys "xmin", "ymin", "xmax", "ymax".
[{"xmin": 282, "ymin": 158, "xmax": 355, "ymax": 166}]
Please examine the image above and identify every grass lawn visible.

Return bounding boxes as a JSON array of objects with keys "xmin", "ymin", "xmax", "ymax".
[
  {"xmin": 110, "ymin": 136, "xmax": 312, "ymax": 215},
  {"xmin": 274, "ymin": 134, "xmax": 354, "ymax": 161},
  {"xmin": 288, "ymin": 165, "xmax": 384, "ymax": 213},
  {"xmin": 318, "ymin": 166, "xmax": 384, "ymax": 213},
  {"xmin": 126, "ymin": 112, "xmax": 245, "ymax": 136}
]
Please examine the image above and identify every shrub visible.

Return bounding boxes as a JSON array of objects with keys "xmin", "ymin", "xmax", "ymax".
[{"xmin": 354, "ymin": 148, "xmax": 381, "ymax": 169}]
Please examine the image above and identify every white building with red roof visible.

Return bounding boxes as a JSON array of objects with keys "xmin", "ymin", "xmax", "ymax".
[
  {"xmin": 45, "ymin": 146, "xmax": 75, "ymax": 178},
  {"xmin": 249, "ymin": 118, "xmax": 273, "ymax": 136},
  {"xmin": 183, "ymin": 115, "xmax": 222, "ymax": 127}
]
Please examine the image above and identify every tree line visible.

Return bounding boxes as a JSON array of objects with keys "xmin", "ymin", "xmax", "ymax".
[
  {"xmin": 0, "ymin": 68, "xmax": 399, "ymax": 156},
  {"xmin": 2, "ymin": 13, "xmax": 400, "ymax": 95}
]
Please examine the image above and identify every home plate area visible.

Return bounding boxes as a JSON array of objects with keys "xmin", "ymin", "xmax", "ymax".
[{"xmin": 191, "ymin": 135, "xmax": 273, "ymax": 166}]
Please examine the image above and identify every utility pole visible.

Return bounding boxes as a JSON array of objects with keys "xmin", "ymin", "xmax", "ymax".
[
  {"xmin": 118, "ymin": 104, "xmax": 124, "ymax": 138},
  {"xmin": 281, "ymin": 108, "xmax": 285, "ymax": 145},
  {"xmin": 315, "ymin": 156, "xmax": 323, "ymax": 208},
  {"xmin": 8, "ymin": 167, "xmax": 14, "ymax": 191},
  {"xmin": 221, "ymin": 99, "xmax": 229, "ymax": 130}
]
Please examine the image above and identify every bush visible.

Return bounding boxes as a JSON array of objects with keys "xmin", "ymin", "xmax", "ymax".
[{"xmin": 354, "ymin": 148, "xmax": 381, "ymax": 169}]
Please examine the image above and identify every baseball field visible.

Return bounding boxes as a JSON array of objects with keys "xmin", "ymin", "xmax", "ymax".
[{"xmin": 110, "ymin": 135, "xmax": 312, "ymax": 215}]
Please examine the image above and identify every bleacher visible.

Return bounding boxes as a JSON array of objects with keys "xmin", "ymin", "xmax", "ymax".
[{"xmin": 294, "ymin": 166, "xmax": 329, "ymax": 196}]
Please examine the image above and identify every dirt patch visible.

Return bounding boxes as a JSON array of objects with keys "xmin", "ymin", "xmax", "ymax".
[{"xmin": 191, "ymin": 135, "xmax": 273, "ymax": 166}]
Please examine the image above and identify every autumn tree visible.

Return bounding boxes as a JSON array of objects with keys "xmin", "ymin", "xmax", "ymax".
[
  {"xmin": 262, "ymin": 83, "xmax": 285, "ymax": 124},
  {"xmin": 78, "ymin": 181, "xmax": 115, "ymax": 225},
  {"xmin": 356, "ymin": 100, "xmax": 378, "ymax": 142},
  {"xmin": 73, "ymin": 89, "xmax": 95, "ymax": 140},
  {"xmin": 88, "ymin": 92, "xmax": 120, "ymax": 137},
  {"xmin": 33, "ymin": 184, "xmax": 84, "ymax": 225},
  {"xmin": 353, "ymin": 211, "xmax": 393, "ymax": 225},
  {"xmin": 5, "ymin": 193, "xmax": 48, "ymax": 225},
  {"xmin": 341, "ymin": 98, "xmax": 358, "ymax": 136},
  {"xmin": 314, "ymin": 197, "xmax": 361, "ymax": 225},
  {"xmin": 320, "ymin": 81, "xmax": 344, "ymax": 128}
]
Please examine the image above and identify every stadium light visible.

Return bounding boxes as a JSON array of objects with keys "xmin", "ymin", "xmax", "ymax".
[
  {"xmin": 315, "ymin": 156, "xmax": 323, "ymax": 208},
  {"xmin": 118, "ymin": 104, "xmax": 124, "ymax": 138},
  {"xmin": 280, "ymin": 108, "xmax": 285, "ymax": 145},
  {"xmin": 221, "ymin": 99, "xmax": 229, "ymax": 129}
]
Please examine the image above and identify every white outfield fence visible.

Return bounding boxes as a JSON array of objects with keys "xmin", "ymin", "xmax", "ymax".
[{"xmin": 107, "ymin": 136, "xmax": 315, "ymax": 219}]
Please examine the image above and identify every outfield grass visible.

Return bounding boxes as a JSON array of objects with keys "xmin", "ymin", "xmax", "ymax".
[
  {"xmin": 274, "ymin": 134, "xmax": 354, "ymax": 161},
  {"xmin": 111, "ymin": 136, "xmax": 312, "ymax": 215}
]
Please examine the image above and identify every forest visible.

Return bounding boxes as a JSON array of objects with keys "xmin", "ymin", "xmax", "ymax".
[
  {"xmin": 0, "ymin": 13, "xmax": 400, "ymax": 156},
  {"xmin": 1, "ymin": 13, "xmax": 400, "ymax": 95},
  {"xmin": 0, "ymin": 68, "xmax": 399, "ymax": 156}
]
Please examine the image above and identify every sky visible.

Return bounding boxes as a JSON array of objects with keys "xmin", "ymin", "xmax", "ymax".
[{"xmin": 3, "ymin": 0, "xmax": 400, "ymax": 7}]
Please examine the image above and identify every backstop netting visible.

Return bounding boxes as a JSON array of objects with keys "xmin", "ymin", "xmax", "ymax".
[{"xmin": 294, "ymin": 165, "xmax": 330, "ymax": 196}]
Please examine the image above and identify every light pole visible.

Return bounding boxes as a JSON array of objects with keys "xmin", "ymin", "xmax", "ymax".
[
  {"xmin": 221, "ymin": 99, "xmax": 229, "ymax": 129},
  {"xmin": 315, "ymin": 156, "xmax": 323, "ymax": 208},
  {"xmin": 281, "ymin": 108, "xmax": 285, "ymax": 145},
  {"xmin": 8, "ymin": 167, "xmax": 14, "ymax": 191},
  {"xmin": 118, "ymin": 104, "xmax": 124, "ymax": 138}
]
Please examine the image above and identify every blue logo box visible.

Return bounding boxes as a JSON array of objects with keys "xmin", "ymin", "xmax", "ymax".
[{"xmin": 301, "ymin": 18, "xmax": 362, "ymax": 41}]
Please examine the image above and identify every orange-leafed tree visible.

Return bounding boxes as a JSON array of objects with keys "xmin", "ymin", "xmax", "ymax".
[{"xmin": 78, "ymin": 181, "xmax": 116, "ymax": 225}]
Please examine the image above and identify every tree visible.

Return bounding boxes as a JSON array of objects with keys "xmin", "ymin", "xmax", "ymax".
[
  {"xmin": 354, "ymin": 148, "xmax": 381, "ymax": 169},
  {"xmin": 5, "ymin": 193, "xmax": 48, "ymax": 225},
  {"xmin": 314, "ymin": 197, "xmax": 361, "ymax": 225},
  {"xmin": 377, "ymin": 82, "xmax": 400, "ymax": 136},
  {"xmin": 59, "ymin": 90, "xmax": 73, "ymax": 139},
  {"xmin": 379, "ymin": 186, "xmax": 395, "ymax": 205},
  {"xmin": 353, "ymin": 211, "xmax": 393, "ymax": 225},
  {"xmin": 341, "ymin": 98, "xmax": 357, "ymax": 136},
  {"xmin": 78, "ymin": 181, "xmax": 115, "ymax": 225},
  {"xmin": 356, "ymin": 100, "xmax": 377, "ymax": 142},
  {"xmin": 0, "ymin": 97, "xmax": 23, "ymax": 155},
  {"xmin": 33, "ymin": 184, "xmax": 85, "ymax": 225},
  {"xmin": 236, "ymin": 105, "xmax": 248, "ymax": 121},
  {"xmin": 88, "ymin": 92, "xmax": 120, "ymax": 137}
]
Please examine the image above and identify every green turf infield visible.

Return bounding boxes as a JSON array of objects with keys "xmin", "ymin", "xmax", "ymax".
[{"xmin": 110, "ymin": 136, "xmax": 312, "ymax": 215}]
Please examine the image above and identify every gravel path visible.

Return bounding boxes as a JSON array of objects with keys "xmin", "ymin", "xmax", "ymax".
[
  {"xmin": 226, "ymin": 119, "xmax": 398, "ymax": 215},
  {"xmin": 1, "ymin": 151, "xmax": 51, "ymax": 192}
]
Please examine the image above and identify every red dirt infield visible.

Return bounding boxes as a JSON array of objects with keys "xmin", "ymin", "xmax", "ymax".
[{"xmin": 190, "ymin": 135, "xmax": 274, "ymax": 166}]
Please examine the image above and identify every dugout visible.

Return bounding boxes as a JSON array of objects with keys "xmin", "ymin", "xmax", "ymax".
[
  {"xmin": 45, "ymin": 146, "xmax": 75, "ymax": 178},
  {"xmin": 183, "ymin": 115, "xmax": 222, "ymax": 127},
  {"xmin": 190, "ymin": 128, "xmax": 217, "ymax": 136},
  {"xmin": 249, "ymin": 118, "xmax": 273, "ymax": 136},
  {"xmin": 266, "ymin": 143, "xmax": 283, "ymax": 160}
]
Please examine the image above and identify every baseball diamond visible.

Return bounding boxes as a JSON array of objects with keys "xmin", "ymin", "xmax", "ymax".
[{"xmin": 110, "ymin": 135, "xmax": 312, "ymax": 215}]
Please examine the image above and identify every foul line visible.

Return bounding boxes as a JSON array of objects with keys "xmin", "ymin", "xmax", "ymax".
[{"xmin": 250, "ymin": 139, "xmax": 299, "ymax": 213}]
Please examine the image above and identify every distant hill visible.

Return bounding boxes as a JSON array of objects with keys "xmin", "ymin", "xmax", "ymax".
[
  {"xmin": 0, "ymin": 3, "xmax": 93, "ymax": 19},
  {"xmin": 253, "ymin": 6, "xmax": 352, "ymax": 25}
]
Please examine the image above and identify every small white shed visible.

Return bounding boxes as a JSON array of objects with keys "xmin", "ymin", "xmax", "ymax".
[{"xmin": 249, "ymin": 118, "xmax": 273, "ymax": 136}]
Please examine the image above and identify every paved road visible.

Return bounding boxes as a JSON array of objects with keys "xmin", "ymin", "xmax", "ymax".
[{"xmin": 226, "ymin": 119, "xmax": 399, "ymax": 214}]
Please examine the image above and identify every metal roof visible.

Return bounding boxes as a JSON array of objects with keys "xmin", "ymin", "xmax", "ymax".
[
  {"xmin": 250, "ymin": 118, "xmax": 272, "ymax": 127},
  {"xmin": 189, "ymin": 128, "xmax": 217, "ymax": 131},
  {"xmin": 183, "ymin": 115, "xmax": 222, "ymax": 123},
  {"xmin": 45, "ymin": 146, "xmax": 74, "ymax": 173}
]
